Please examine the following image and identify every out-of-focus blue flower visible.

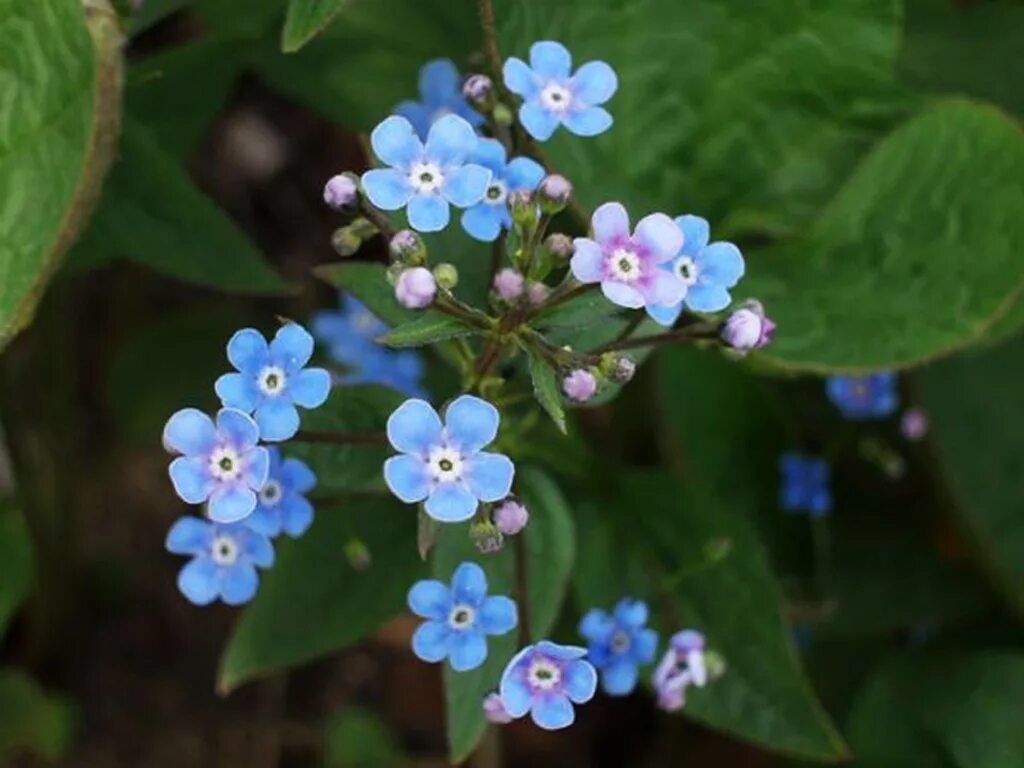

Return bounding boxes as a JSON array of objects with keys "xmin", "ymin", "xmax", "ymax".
[
  {"xmin": 779, "ymin": 453, "xmax": 832, "ymax": 517},
  {"xmin": 578, "ymin": 598, "xmax": 658, "ymax": 696},
  {"xmin": 407, "ymin": 561, "xmax": 517, "ymax": 671},
  {"xmin": 361, "ymin": 115, "xmax": 490, "ymax": 233},
  {"xmin": 163, "ymin": 408, "xmax": 269, "ymax": 523},
  {"xmin": 215, "ymin": 324, "xmax": 331, "ymax": 442},
  {"xmin": 395, "ymin": 59, "xmax": 484, "ymax": 140},
  {"xmin": 826, "ymin": 373, "xmax": 898, "ymax": 420},
  {"xmin": 503, "ymin": 41, "xmax": 617, "ymax": 141},
  {"xmin": 165, "ymin": 516, "xmax": 274, "ymax": 606},
  {"xmin": 244, "ymin": 448, "xmax": 316, "ymax": 539},
  {"xmin": 383, "ymin": 396, "xmax": 514, "ymax": 522},
  {"xmin": 499, "ymin": 641, "xmax": 597, "ymax": 730},
  {"xmin": 646, "ymin": 215, "xmax": 745, "ymax": 326},
  {"xmin": 460, "ymin": 138, "xmax": 545, "ymax": 242},
  {"xmin": 651, "ymin": 629, "xmax": 707, "ymax": 712}
]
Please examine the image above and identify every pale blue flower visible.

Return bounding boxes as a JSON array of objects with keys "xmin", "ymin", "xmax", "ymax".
[
  {"xmin": 579, "ymin": 598, "xmax": 658, "ymax": 696},
  {"xmin": 499, "ymin": 641, "xmax": 597, "ymax": 730},
  {"xmin": 395, "ymin": 59, "xmax": 484, "ymax": 139},
  {"xmin": 244, "ymin": 448, "xmax": 316, "ymax": 538},
  {"xmin": 460, "ymin": 138, "xmax": 545, "ymax": 242}
]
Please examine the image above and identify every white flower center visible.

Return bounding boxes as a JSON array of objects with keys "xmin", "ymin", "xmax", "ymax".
[
  {"xmin": 209, "ymin": 446, "xmax": 242, "ymax": 481},
  {"xmin": 258, "ymin": 365, "xmax": 287, "ymax": 396},
  {"xmin": 527, "ymin": 657, "xmax": 562, "ymax": 690},
  {"xmin": 448, "ymin": 603, "xmax": 476, "ymax": 630},
  {"xmin": 427, "ymin": 446, "xmax": 463, "ymax": 483},
  {"xmin": 607, "ymin": 248, "xmax": 641, "ymax": 283},
  {"xmin": 409, "ymin": 161, "xmax": 444, "ymax": 193},
  {"xmin": 674, "ymin": 256, "xmax": 699, "ymax": 288},
  {"xmin": 210, "ymin": 534, "xmax": 239, "ymax": 566},
  {"xmin": 610, "ymin": 630, "xmax": 631, "ymax": 654},
  {"xmin": 539, "ymin": 82, "xmax": 572, "ymax": 112},
  {"xmin": 259, "ymin": 479, "xmax": 282, "ymax": 507},
  {"xmin": 484, "ymin": 180, "xmax": 507, "ymax": 205}
]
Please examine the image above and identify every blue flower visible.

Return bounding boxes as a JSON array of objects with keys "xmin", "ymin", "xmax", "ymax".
[
  {"xmin": 779, "ymin": 453, "xmax": 832, "ymax": 517},
  {"xmin": 826, "ymin": 373, "xmax": 898, "ymax": 420},
  {"xmin": 502, "ymin": 40, "xmax": 617, "ymax": 141},
  {"xmin": 460, "ymin": 138, "xmax": 545, "ymax": 242},
  {"xmin": 578, "ymin": 598, "xmax": 658, "ymax": 696},
  {"xmin": 244, "ymin": 448, "xmax": 316, "ymax": 538},
  {"xmin": 361, "ymin": 115, "xmax": 491, "ymax": 233},
  {"xmin": 646, "ymin": 215, "xmax": 745, "ymax": 326},
  {"xmin": 163, "ymin": 408, "xmax": 270, "ymax": 523},
  {"xmin": 215, "ymin": 324, "xmax": 331, "ymax": 442},
  {"xmin": 499, "ymin": 641, "xmax": 597, "ymax": 730},
  {"xmin": 407, "ymin": 561, "xmax": 517, "ymax": 671},
  {"xmin": 394, "ymin": 59, "xmax": 484, "ymax": 140},
  {"xmin": 383, "ymin": 396, "xmax": 514, "ymax": 522},
  {"xmin": 165, "ymin": 516, "xmax": 274, "ymax": 606}
]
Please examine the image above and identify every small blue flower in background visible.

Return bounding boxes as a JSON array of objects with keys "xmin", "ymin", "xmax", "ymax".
[
  {"xmin": 460, "ymin": 138, "xmax": 545, "ymax": 242},
  {"xmin": 646, "ymin": 215, "xmax": 745, "ymax": 327},
  {"xmin": 578, "ymin": 598, "xmax": 658, "ymax": 696},
  {"xmin": 244, "ymin": 448, "xmax": 316, "ymax": 539},
  {"xmin": 383, "ymin": 395, "xmax": 514, "ymax": 522},
  {"xmin": 163, "ymin": 408, "xmax": 269, "ymax": 523},
  {"xmin": 361, "ymin": 115, "xmax": 491, "ymax": 232},
  {"xmin": 503, "ymin": 40, "xmax": 617, "ymax": 141},
  {"xmin": 395, "ymin": 59, "xmax": 484, "ymax": 140},
  {"xmin": 165, "ymin": 516, "xmax": 274, "ymax": 606},
  {"xmin": 407, "ymin": 561, "xmax": 517, "ymax": 671},
  {"xmin": 826, "ymin": 372, "xmax": 898, "ymax": 420},
  {"xmin": 499, "ymin": 641, "xmax": 597, "ymax": 730},
  {"xmin": 215, "ymin": 324, "xmax": 331, "ymax": 442},
  {"xmin": 779, "ymin": 453, "xmax": 832, "ymax": 517}
]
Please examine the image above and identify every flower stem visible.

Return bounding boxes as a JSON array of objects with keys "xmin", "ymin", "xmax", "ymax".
[{"xmin": 589, "ymin": 325, "xmax": 719, "ymax": 355}]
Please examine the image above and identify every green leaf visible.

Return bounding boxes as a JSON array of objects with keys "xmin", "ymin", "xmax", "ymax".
[
  {"xmin": 0, "ymin": 505, "xmax": 33, "ymax": 637},
  {"xmin": 0, "ymin": 669, "xmax": 75, "ymax": 761},
  {"xmin": 282, "ymin": 0, "xmax": 351, "ymax": 53},
  {"xmin": 219, "ymin": 495, "xmax": 422, "ymax": 692},
  {"xmin": 434, "ymin": 466, "xmax": 574, "ymax": 762},
  {"xmin": 525, "ymin": 350, "xmax": 566, "ymax": 433},
  {"xmin": 380, "ymin": 313, "xmax": 478, "ymax": 349},
  {"xmin": 0, "ymin": 0, "xmax": 122, "ymax": 350},
  {"xmin": 324, "ymin": 706, "xmax": 406, "ymax": 768},
  {"xmin": 70, "ymin": 119, "xmax": 287, "ymax": 293},
  {"xmin": 744, "ymin": 100, "xmax": 1024, "ymax": 373},
  {"xmin": 531, "ymin": 290, "xmax": 621, "ymax": 332},
  {"xmin": 316, "ymin": 263, "xmax": 415, "ymax": 327}
]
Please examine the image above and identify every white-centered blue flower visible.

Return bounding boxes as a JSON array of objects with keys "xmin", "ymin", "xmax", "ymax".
[
  {"xmin": 460, "ymin": 138, "xmax": 545, "ymax": 242},
  {"xmin": 578, "ymin": 598, "xmax": 658, "ymax": 696},
  {"xmin": 394, "ymin": 59, "xmax": 484, "ymax": 140},
  {"xmin": 361, "ymin": 115, "xmax": 491, "ymax": 233},
  {"xmin": 244, "ymin": 448, "xmax": 316, "ymax": 539}
]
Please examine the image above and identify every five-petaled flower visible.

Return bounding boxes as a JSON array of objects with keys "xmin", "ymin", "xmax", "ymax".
[
  {"xmin": 578, "ymin": 598, "xmax": 658, "ymax": 696},
  {"xmin": 361, "ymin": 115, "xmax": 491, "ymax": 233},
  {"xmin": 646, "ymin": 215, "xmax": 745, "ymax": 326},
  {"xmin": 499, "ymin": 641, "xmax": 598, "ymax": 730},
  {"xmin": 165, "ymin": 516, "xmax": 274, "ymax": 606},
  {"xmin": 461, "ymin": 138, "xmax": 545, "ymax": 242},
  {"xmin": 407, "ymin": 561, "xmax": 517, "ymax": 671},
  {"xmin": 384, "ymin": 396, "xmax": 515, "ymax": 522},
  {"xmin": 163, "ymin": 407, "xmax": 270, "ymax": 523},
  {"xmin": 503, "ymin": 41, "xmax": 617, "ymax": 141},
  {"xmin": 395, "ymin": 59, "xmax": 484, "ymax": 140},
  {"xmin": 215, "ymin": 324, "xmax": 331, "ymax": 442},
  {"xmin": 826, "ymin": 373, "xmax": 898, "ymax": 420},
  {"xmin": 244, "ymin": 448, "xmax": 316, "ymax": 539},
  {"xmin": 571, "ymin": 202, "xmax": 685, "ymax": 309},
  {"xmin": 779, "ymin": 453, "xmax": 832, "ymax": 517},
  {"xmin": 651, "ymin": 629, "xmax": 707, "ymax": 712}
]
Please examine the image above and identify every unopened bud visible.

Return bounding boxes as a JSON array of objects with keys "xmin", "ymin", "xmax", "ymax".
[
  {"xmin": 483, "ymin": 692, "xmax": 512, "ymax": 724},
  {"xmin": 462, "ymin": 74, "xmax": 493, "ymax": 106},
  {"xmin": 901, "ymin": 408, "xmax": 929, "ymax": 442},
  {"xmin": 344, "ymin": 537, "xmax": 372, "ymax": 571},
  {"xmin": 703, "ymin": 650, "xmax": 727, "ymax": 681},
  {"xmin": 469, "ymin": 519, "xmax": 504, "ymax": 554},
  {"xmin": 331, "ymin": 225, "xmax": 363, "ymax": 257},
  {"xmin": 507, "ymin": 189, "xmax": 536, "ymax": 228},
  {"xmin": 389, "ymin": 228, "xmax": 426, "ymax": 265},
  {"xmin": 721, "ymin": 299, "xmax": 775, "ymax": 353},
  {"xmin": 543, "ymin": 233, "xmax": 574, "ymax": 262},
  {"xmin": 323, "ymin": 172, "xmax": 358, "ymax": 210},
  {"xmin": 537, "ymin": 174, "xmax": 572, "ymax": 214},
  {"xmin": 395, "ymin": 267, "xmax": 436, "ymax": 309},
  {"xmin": 492, "ymin": 103, "xmax": 514, "ymax": 127},
  {"xmin": 600, "ymin": 353, "xmax": 635, "ymax": 384},
  {"xmin": 562, "ymin": 368, "xmax": 597, "ymax": 403},
  {"xmin": 493, "ymin": 499, "xmax": 529, "ymax": 536},
  {"xmin": 493, "ymin": 268, "xmax": 525, "ymax": 301},
  {"xmin": 433, "ymin": 262, "xmax": 459, "ymax": 290},
  {"xmin": 527, "ymin": 281, "xmax": 550, "ymax": 305}
]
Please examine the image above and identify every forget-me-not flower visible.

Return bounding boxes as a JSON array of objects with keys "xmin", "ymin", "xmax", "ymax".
[
  {"xmin": 651, "ymin": 629, "xmax": 707, "ymax": 712},
  {"xmin": 499, "ymin": 641, "xmax": 597, "ymax": 730},
  {"xmin": 383, "ymin": 395, "xmax": 514, "ymax": 522},
  {"xmin": 826, "ymin": 373, "xmax": 898, "ymax": 420},
  {"xmin": 779, "ymin": 453, "xmax": 832, "ymax": 517},
  {"xmin": 407, "ymin": 561, "xmax": 517, "ymax": 671},
  {"xmin": 215, "ymin": 324, "xmax": 331, "ymax": 443},
  {"xmin": 394, "ymin": 59, "xmax": 484, "ymax": 140},
  {"xmin": 165, "ymin": 516, "xmax": 274, "ymax": 606},
  {"xmin": 163, "ymin": 407, "xmax": 269, "ymax": 523},
  {"xmin": 461, "ymin": 138, "xmax": 545, "ymax": 242},
  {"xmin": 503, "ymin": 41, "xmax": 617, "ymax": 141},
  {"xmin": 571, "ymin": 202, "xmax": 685, "ymax": 309},
  {"xmin": 646, "ymin": 215, "xmax": 745, "ymax": 326},
  {"xmin": 244, "ymin": 448, "xmax": 316, "ymax": 539},
  {"xmin": 361, "ymin": 115, "xmax": 491, "ymax": 233},
  {"xmin": 578, "ymin": 598, "xmax": 658, "ymax": 696}
]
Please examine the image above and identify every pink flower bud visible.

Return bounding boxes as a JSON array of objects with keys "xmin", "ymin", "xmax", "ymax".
[
  {"xmin": 721, "ymin": 300, "xmax": 775, "ymax": 352},
  {"xmin": 527, "ymin": 281, "xmax": 550, "ymax": 305},
  {"xmin": 323, "ymin": 174, "xmax": 358, "ymax": 210},
  {"xmin": 492, "ymin": 268, "xmax": 525, "ymax": 301},
  {"xmin": 901, "ymin": 408, "xmax": 929, "ymax": 441},
  {"xmin": 395, "ymin": 267, "xmax": 436, "ymax": 309},
  {"xmin": 463, "ymin": 74, "xmax": 493, "ymax": 105},
  {"xmin": 562, "ymin": 369, "xmax": 597, "ymax": 402},
  {"xmin": 483, "ymin": 692, "xmax": 512, "ymax": 724},
  {"xmin": 493, "ymin": 500, "xmax": 529, "ymax": 535}
]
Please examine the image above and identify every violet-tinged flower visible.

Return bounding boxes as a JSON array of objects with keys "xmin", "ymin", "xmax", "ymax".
[
  {"xmin": 323, "ymin": 174, "xmax": 358, "ymax": 210},
  {"xmin": 499, "ymin": 641, "xmax": 597, "ymax": 730},
  {"xmin": 503, "ymin": 41, "xmax": 617, "ymax": 141},
  {"xmin": 493, "ymin": 268, "xmax": 525, "ymax": 301},
  {"xmin": 394, "ymin": 59, "xmax": 484, "ymax": 140},
  {"xmin": 826, "ymin": 373, "xmax": 898, "ymax": 420},
  {"xmin": 384, "ymin": 396, "xmax": 515, "ymax": 522},
  {"xmin": 166, "ymin": 516, "xmax": 274, "ymax": 606},
  {"xmin": 721, "ymin": 299, "xmax": 775, "ymax": 352},
  {"xmin": 571, "ymin": 202, "xmax": 685, "ymax": 309},
  {"xmin": 779, "ymin": 453, "xmax": 832, "ymax": 517},
  {"xmin": 483, "ymin": 692, "xmax": 513, "ymax": 724},
  {"xmin": 215, "ymin": 324, "xmax": 331, "ymax": 442},
  {"xmin": 461, "ymin": 138, "xmax": 545, "ymax": 242},
  {"xmin": 652, "ymin": 630, "xmax": 707, "ymax": 712},
  {"xmin": 395, "ymin": 267, "xmax": 437, "ymax": 309},
  {"xmin": 901, "ymin": 408, "xmax": 929, "ymax": 441},
  {"xmin": 463, "ymin": 74, "xmax": 493, "ymax": 106},
  {"xmin": 493, "ymin": 499, "xmax": 529, "ymax": 536},
  {"xmin": 562, "ymin": 369, "xmax": 597, "ymax": 402},
  {"xmin": 362, "ymin": 115, "xmax": 490, "ymax": 233},
  {"xmin": 163, "ymin": 408, "xmax": 270, "ymax": 523},
  {"xmin": 407, "ymin": 561, "xmax": 517, "ymax": 671},
  {"xmin": 579, "ymin": 598, "xmax": 658, "ymax": 696},
  {"xmin": 647, "ymin": 215, "xmax": 745, "ymax": 326},
  {"xmin": 244, "ymin": 448, "xmax": 316, "ymax": 539}
]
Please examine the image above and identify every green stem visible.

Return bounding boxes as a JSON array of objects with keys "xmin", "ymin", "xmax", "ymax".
[{"xmin": 590, "ymin": 326, "xmax": 719, "ymax": 355}]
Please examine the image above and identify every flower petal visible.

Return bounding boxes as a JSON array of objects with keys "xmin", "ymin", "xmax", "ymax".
[
  {"xmin": 591, "ymin": 202, "xmax": 630, "ymax": 244},
  {"xmin": 386, "ymin": 399, "xmax": 442, "ymax": 454},
  {"xmin": 281, "ymin": 457, "xmax": 316, "ymax": 493},
  {"xmin": 449, "ymin": 629, "xmax": 488, "ymax": 671},
  {"xmin": 279, "ymin": 494, "xmax": 314, "ymax": 537},
  {"xmin": 289, "ymin": 368, "xmax": 331, "ymax": 409},
  {"xmin": 371, "ymin": 115, "xmax": 423, "ymax": 168},
  {"xmin": 468, "ymin": 137, "xmax": 507, "ymax": 173},
  {"xmin": 461, "ymin": 204, "xmax": 505, "ymax": 242},
  {"xmin": 221, "ymin": 563, "xmax": 259, "ymax": 605},
  {"xmin": 244, "ymin": 446, "xmax": 270, "ymax": 491},
  {"xmin": 530, "ymin": 41, "xmax": 571, "ymax": 79},
  {"xmin": 425, "ymin": 483, "xmax": 477, "ymax": 522},
  {"xmin": 562, "ymin": 106, "xmax": 612, "ymax": 137},
  {"xmin": 165, "ymin": 517, "xmax": 213, "ymax": 555},
  {"xmin": 163, "ymin": 408, "xmax": 217, "ymax": 456},
  {"xmin": 684, "ymin": 282, "xmax": 731, "ymax": 313},
  {"xmin": 697, "ymin": 242, "xmax": 745, "ymax": 287},
  {"xmin": 676, "ymin": 214, "xmax": 709, "ymax": 255},
  {"xmin": 407, "ymin": 193, "xmax": 450, "ymax": 232},
  {"xmin": 464, "ymin": 452, "xmax": 514, "ymax": 502},
  {"xmin": 613, "ymin": 598, "xmax": 648, "ymax": 628},
  {"xmin": 238, "ymin": 527, "xmax": 275, "ymax": 568},
  {"xmin": 577, "ymin": 609, "xmax": 614, "ymax": 644},
  {"xmin": 564, "ymin": 658, "xmax": 598, "ymax": 703},
  {"xmin": 384, "ymin": 455, "xmax": 432, "ymax": 503},
  {"xmin": 451, "ymin": 561, "xmax": 487, "ymax": 604},
  {"xmin": 255, "ymin": 399, "xmax": 300, "ymax": 442},
  {"xmin": 227, "ymin": 328, "xmax": 269, "ymax": 373},
  {"xmin": 600, "ymin": 659, "xmax": 638, "ymax": 696},
  {"xmin": 408, "ymin": 579, "xmax": 451, "ymax": 620},
  {"xmin": 215, "ymin": 373, "xmax": 260, "ymax": 413},
  {"xmin": 519, "ymin": 101, "xmax": 559, "ymax": 142},
  {"xmin": 393, "ymin": 100, "xmax": 431, "ymax": 140},
  {"xmin": 208, "ymin": 485, "xmax": 258, "ymax": 523},
  {"xmin": 169, "ymin": 456, "xmax": 213, "ymax": 504},
  {"xmin": 444, "ymin": 395, "xmax": 500, "ymax": 453},
  {"xmin": 177, "ymin": 558, "xmax": 219, "ymax": 606},
  {"xmin": 643, "ymin": 270, "xmax": 687, "ymax": 308},
  {"xmin": 635, "ymin": 213, "xmax": 684, "ymax": 263},
  {"xmin": 536, "ymin": 641, "xmax": 588, "ymax": 661},
  {"xmin": 362, "ymin": 168, "xmax": 414, "ymax": 211},
  {"xmin": 503, "ymin": 57, "xmax": 538, "ymax": 97},
  {"xmin": 418, "ymin": 58, "xmax": 459, "ymax": 104},
  {"xmin": 531, "ymin": 694, "xmax": 574, "ymax": 730},
  {"xmin": 244, "ymin": 506, "xmax": 282, "ymax": 538},
  {"xmin": 217, "ymin": 408, "xmax": 261, "ymax": 450},
  {"xmin": 646, "ymin": 302, "xmax": 684, "ymax": 327},
  {"xmin": 570, "ymin": 239, "xmax": 604, "ymax": 283},
  {"xmin": 478, "ymin": 595, "xmax": 517, "ymax": 635},
  {"xmin": 270, "ymin": 323, "xmax": 315, "ymax": 370},
  {"xmin": 412, "ymin": 620, "xmax": 450, "ymax": 663},
  {"xmin": 504, "ymin": 157, "xmax": 545, "ymax": 191},
  {"xmin": 634, "ymin": 628, "xmax": 659, "ymax": 664},
  {"xmin": 570, "ymin": 61, "xmax": 617, "ymax": 105},
  {"xmin": 424, "ymin": 114, "xmax": 478, "ymax": 166},
  {"xmin": 601, "ymin": 280, "xmax": 644, "ymax": 309},
  {"xmin": 441, "ymin": 164, "xmax": 491, "ymax": 207},
  {"xmin": 500, "ymin": 648, "xmax": 534, "ymax": 717}
]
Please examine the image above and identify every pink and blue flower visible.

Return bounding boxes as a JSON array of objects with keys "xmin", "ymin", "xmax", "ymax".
[
  {"xmin": 499, "ymin": 641, "xmax": 597, "ymax": 730},
  {"xmin": 394, "ymin": 59, "xmax": 484, "ymax": 140},
  {"xmin": 578, "ymin": 598, "xmax": 658, "ymax": 696},
  {"xmin": 244, "ymin": 448, "xmax": 316, "ymax": 539},
  {"xmin": 779, "ymin": 453, "xmax": 832, "ymax": 517},
  {"xmin": 460, "ymin": 138, "xmax": 545, "ymax": 242},
  {"xmin": 652, "ymin": 629, "xmax": 707, "ymax": 712},
  {"xmin": 826, "ymin": 373, "xmax": 898, "ymax": 420}
]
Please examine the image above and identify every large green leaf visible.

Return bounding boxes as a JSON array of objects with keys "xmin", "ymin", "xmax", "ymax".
[
  {"xmin": 324, "ymin": 706, "xmax": 406, "ymax": 768},
  {"xmin": 219, "ymin": 495, "xmax": 422, "ymax": 692},
  {"xmin": 380, "ymin": 313, "xmax": 478, "ymax": 349},
  {"xmin": 0, "ymin": 669, "xmax": 75, "ymax": 762},
  {"xmin": 282, "ymin": 0, "xmax": 352, "ymax": 53},
  {"xmin": 0, "ymin": 0, "xmax": 122, "ymax": 349},
  {"xmin": 525, "ymin": 349, "xmax": 566, "ymax": 433},
  {"xmin": 0, "ymin": 504, "xmax": 33, "ymax": 637},
  {"xmin": 316, "ymin": 262, "xmax": 416, "ymax": 327}
]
